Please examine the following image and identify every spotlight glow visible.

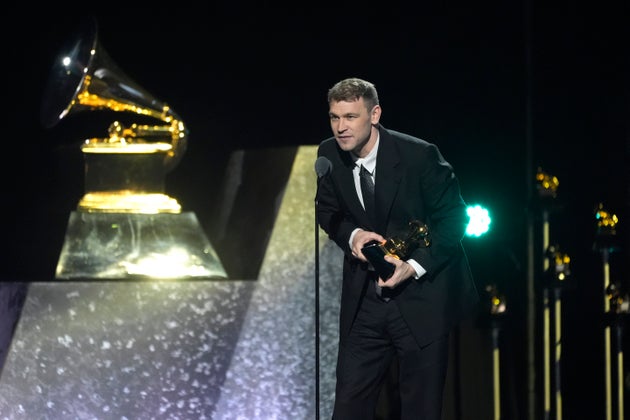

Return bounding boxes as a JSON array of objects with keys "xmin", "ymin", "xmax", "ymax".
[{"xmin": 466, "ymin": 204, "xmax": 491, "ymax": 237}]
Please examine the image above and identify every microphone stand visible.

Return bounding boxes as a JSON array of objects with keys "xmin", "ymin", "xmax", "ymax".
[{"xmin": 314, "ymin": 195, "xmax": 321, "ymax": 420}]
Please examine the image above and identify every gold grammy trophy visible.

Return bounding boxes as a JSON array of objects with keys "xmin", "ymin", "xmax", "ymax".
[
  {"xmin": 42, "ymin": 19, "xmax": 227, "ymax": 280},
  {"xmin": 362, "ymin": 220, "xmax": 430, "ymax": 279}
]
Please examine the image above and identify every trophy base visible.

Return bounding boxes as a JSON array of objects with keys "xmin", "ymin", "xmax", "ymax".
[
  {"xmin": 55, "ymin": 211, "xmax": 227, "ymax": 280},
  {"xmin": 362, "ymin": 241, "xmax": 396, "ymax": 280}
]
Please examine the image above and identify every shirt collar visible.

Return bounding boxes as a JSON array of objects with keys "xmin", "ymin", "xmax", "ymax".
[{"xmin": 353, "ymin": 134, "xmax": 379, "ymax": 174}]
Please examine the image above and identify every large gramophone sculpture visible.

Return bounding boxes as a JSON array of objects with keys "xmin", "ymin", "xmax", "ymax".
[{"xmin": 42, "ymin": 19, "xmax": 226, "ymax": 280}]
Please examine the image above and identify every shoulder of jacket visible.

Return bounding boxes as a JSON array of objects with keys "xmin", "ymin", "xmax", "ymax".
[
  {"xmin": 382, "ymin": 128, "xmax": 432, "ymax": 149},
  {"xmin": 319, "ymin": 136, "xmax": 337, "ymax": 150}
]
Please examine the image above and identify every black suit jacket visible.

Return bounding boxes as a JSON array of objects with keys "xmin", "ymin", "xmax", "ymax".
[{"xmin": 316, "ymin": 124, "xmax": 479, "ymax": 347}]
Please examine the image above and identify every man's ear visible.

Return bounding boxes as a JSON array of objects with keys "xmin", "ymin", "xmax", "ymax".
[{"xmin": 370, "ymin": 105, "xmax": 382, "ymax": 124}]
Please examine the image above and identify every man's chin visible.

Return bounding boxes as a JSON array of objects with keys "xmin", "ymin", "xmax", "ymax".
[{"xmin": 336, "ymin": 141, "xmax": 354, "ymax": 152}]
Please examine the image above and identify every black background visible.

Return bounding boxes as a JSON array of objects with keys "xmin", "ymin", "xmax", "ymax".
[{"xmin": 5, "ymin": 3, "xmax": 629, "ymax": 419}]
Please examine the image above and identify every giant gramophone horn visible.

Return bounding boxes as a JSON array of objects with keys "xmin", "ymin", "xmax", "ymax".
[
  {"xmin": 43, "ymin": 19, "xmax": 227, "ymax": 280},
  {"xmin": 41, "ymin": 18, "xmax": 186, "ymax": 213}
]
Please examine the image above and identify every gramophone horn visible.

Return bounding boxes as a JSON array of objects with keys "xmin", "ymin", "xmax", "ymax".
[
  {"xmin": 41, "ymin": 18, "xmax": 191, "ymax": 214},
  {"xmin": 40, "ymin": 18, "xmax": 187, "ymax": 173}
]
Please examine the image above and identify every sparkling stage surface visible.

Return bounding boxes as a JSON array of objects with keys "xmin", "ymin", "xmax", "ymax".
[{"xmin": 0, "ymin": 146, "xmax": 343, "ymax": 419}]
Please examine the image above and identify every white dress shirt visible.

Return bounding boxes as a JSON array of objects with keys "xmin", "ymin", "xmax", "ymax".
[{"xmin": 348, "ymin": 136, "xmax": 426, "ymax": 279}]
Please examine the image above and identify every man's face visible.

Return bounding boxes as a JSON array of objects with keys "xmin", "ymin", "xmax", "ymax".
[{"xmin": 328, "ymin": 98, "xmax": 380, "ymax": 158}]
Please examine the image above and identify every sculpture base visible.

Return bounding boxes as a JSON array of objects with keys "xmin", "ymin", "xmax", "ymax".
[
  {"xmin": 55, "ymin": 211, "xmax": 227, "ymax": 280},
  {"xmin": 362, "ymin": 241, "xmax": 396, "ymax": 280}
]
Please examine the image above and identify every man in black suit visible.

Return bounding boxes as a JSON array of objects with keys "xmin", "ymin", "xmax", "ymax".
[{"xmin": 315, "ymin": 77, "xmax": 479, "ymax": 419}]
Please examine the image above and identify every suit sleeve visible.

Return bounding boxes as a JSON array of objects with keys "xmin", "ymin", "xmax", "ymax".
[
  {"xmin": 409, "ymin": 143, "xmax": 469, "ymax": 277},
  {"xmin": 315, "ymin": 157, "xmax": 357, "ymax": 257}
]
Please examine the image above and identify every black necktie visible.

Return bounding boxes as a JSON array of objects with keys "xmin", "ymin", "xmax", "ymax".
[
  {"xmin": 359, "ymin": 165, "xmax": 389, "ymax": 301},
  {"xmin": 359, "ymin": 165, "xmax": 375, "ymax": 223}
]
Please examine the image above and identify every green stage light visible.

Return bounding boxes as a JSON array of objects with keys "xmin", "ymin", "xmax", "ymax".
[{"xmin": 466, "ymin": 204, "xmax": 491, "ymax": 237}]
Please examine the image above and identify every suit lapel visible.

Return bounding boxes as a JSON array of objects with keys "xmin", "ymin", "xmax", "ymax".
[
  {"xmin": 332, "ymin": 126, "xmax": 401, "ymax": 232},
  {"xmin": 336, "ymin": 151, "xmax": 372, "ymax": 227},
  {"xmin": 374, "ymin": 127, "xmax": 402, "ymax": 233}
]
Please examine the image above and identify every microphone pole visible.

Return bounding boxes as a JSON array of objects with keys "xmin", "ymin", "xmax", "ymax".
[
  {"xmin": 315, "ymin": 198, "xmax": 319, "ymax": 420},
  {"xmin": 315, "ymin": 182, "xmax": 321, "ymax": 420},
  {"xmin": 314, "ymin": 156, "xmax": 332, "ymax": 420}
]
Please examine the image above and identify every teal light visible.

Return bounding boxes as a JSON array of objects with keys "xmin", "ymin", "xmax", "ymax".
[{"xmin": 466, "ymin": 204, "xmax": 491, "ymax": 237}]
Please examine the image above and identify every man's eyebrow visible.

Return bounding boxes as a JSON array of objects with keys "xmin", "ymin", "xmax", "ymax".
[{"xmin": 330, "ymin": 111, "xmax": 359, "ymax": 117}]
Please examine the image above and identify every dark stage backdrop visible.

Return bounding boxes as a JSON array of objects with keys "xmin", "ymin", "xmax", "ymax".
[{"xmin": 3, "ymin": 4, "xmax": 629, "ymax": 419}]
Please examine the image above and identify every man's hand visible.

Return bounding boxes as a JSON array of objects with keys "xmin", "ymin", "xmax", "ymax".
[
  {"xmin": 378, "ymin": 255, "xmax": 416, "ymax": 289},
  {"xmin": 351, "ymin": 229, "xmax": 385, "ymax": 263}
]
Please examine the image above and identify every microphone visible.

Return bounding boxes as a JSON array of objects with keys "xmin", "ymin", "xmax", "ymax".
[
  {"xmin": 314, "ymin": 156, "xmax": 332, "ymax": 178},
  {"xmin": 314, "ymin": 156, "xmax": 332, "ymax": 205}
]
